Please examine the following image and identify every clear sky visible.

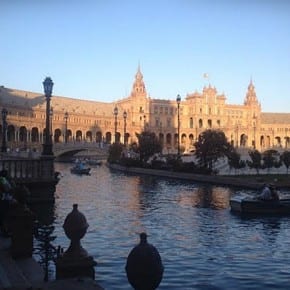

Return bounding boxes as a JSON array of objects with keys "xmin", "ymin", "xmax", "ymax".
[{"xmin": 1, "ymin": 0, "xmax": 290, "ymax": 112}]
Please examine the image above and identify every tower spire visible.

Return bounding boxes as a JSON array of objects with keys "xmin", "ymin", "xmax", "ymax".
[
  {"xmin": 244, "ymin": 78, "xmax": 259, "ymax": 106},
  {"xmin": 131, "ymin": 65, "xmax": 147, "ymax": 98}
]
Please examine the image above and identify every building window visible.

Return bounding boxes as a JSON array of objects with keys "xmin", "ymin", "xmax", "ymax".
[
  {"xmin": 190, "ymin": 117, "xmax": 193, "ymax": 129},
  {"xmin": 199, "ymin": 119, "xmax": 203, "ymax": 128}
]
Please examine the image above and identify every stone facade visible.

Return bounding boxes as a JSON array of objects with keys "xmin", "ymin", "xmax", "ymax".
[{"xmin": 0, "ymin": 67, "xmax": 289, "ymax": 153}]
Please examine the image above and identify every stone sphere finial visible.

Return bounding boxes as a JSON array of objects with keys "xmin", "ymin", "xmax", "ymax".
[
  {"xmin": 56, "ymin": 204, "xmax": 97, "ymax": 280},
  {"xmin": 126, "ymin": 233, "xmax": 164, "ymax": 290},
  {"xmin": 62, "ymin": 204, "xmax": 89, "ymax": 258}
]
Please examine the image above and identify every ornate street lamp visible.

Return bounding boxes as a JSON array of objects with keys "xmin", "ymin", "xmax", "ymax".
[
  {"xmin": 42, "ymin": 77, "xmax": 54, "ymax": 155},
  {"xmin": 64, "ymin": 111, "xmax": 69, "ymax": 143},
  {"xmin": 114, "ymin": 106, "xmax": 118, "ymax": 143},
  {"xmin": 123, "ymin": 110, "xmax": 127, "ymax": 145},
  {"xmin": 1, "ymin": 108, "xmax": 8, "ymax": 153},
  {"xmin": 176, "ymin": 94, "xmax": 181, "ymax": 157}
]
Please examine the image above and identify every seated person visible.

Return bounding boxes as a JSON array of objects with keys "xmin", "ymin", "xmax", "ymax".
[
  {"xmin": 270, "ymin": 185, "xmax": 279, "ymax": 201},
  {"xmin": 256, "ymin": 184, "xmax": 272, "ymax": 201}
]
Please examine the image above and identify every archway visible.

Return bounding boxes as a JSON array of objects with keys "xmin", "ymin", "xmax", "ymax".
[
  {"xmin": 166, "ymin": 133, "xmax": 172, "ymax": 147},
  {"xmin": 189, "ymin": 134, "xmax": 194, "ymax": 147},
  {"xmin": 105, "ymin": 132, "xmax": 112, "ymax": 144},
  {"xmin": 31, "ymin": 127, "xmax": 39, "ymax": 142},
  {"xmin": 76, "ymin": 130, "xmax": 82, "ymax": 142},
  {"xmin": 54, "ymin": 128, "xmax": 61, "ymax": 143},
  {"xmin": 96, "ymin": 131, "xmax": 102, "ymax": 143},
  {"xmin": 19, "ymin": 126, "xmax": 27, "ymax": 142},
  {"xmin": 86, "ymin": 131, "xmax": 92, "ymax": 142},
  {"xmin": 159, "ymin": 133, "xmax": 164, "ymax": 147},
  {"xmin": 7, "ymin": 125, "xmax": 15, "ymax": 142}
]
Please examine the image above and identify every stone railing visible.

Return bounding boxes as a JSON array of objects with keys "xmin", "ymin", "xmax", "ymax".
[
  {"xmin": 0, "ymin": 156, "xmax": 57, "ymax": 203},
  {"xmin": 0, "ymin": 157, "xmax": 54, "ymax": 181}
]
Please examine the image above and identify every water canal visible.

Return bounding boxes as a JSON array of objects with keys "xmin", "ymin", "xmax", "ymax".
[{"xmin": 35, "ymin": 162, "xmax": 290, "ymax": 289}]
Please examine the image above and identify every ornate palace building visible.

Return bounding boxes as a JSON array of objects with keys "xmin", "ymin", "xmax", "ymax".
[{"xmin": 0, "ymin": 67, "xmax": 290, "ymax": 153}]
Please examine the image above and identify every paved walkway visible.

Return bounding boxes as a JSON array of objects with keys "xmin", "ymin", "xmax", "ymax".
[{"xmin": 0, "ymin": 235, "xmax": 104, "ymax": 290}]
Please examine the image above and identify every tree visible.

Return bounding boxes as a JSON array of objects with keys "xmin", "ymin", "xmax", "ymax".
[
  {"xmin": 227, "ymin": 149, "xmax": 246, "ymax": 174},
  {"xmin": 247, "ymin": 149, "xmax": 262, "ymax": 174},
  {"xmin": 135, "ymin": 131, "xmax": 162, "ymax": 163},
  {"xmin": 262, "ymin": 149, "xmax": 279, "ymax": 173},
  {"xmin": 194, "ymin": 129, "xmax": 233, "ymax": 171},
  {"xmin": 107, "ymin": 142, "xmax": 123, "ymax": 163},
  {"xmin": 281, "ymin": 151, "xmax": 290, "ymax": 174}
]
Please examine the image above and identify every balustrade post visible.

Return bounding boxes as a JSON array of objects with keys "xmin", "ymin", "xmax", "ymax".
[{"xmin": 55, "ymin": 204, "xmax": 97, "ymax": 279}]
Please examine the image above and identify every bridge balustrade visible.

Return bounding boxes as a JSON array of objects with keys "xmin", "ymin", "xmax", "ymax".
[{"xmin": 0, "ymin": 158, "xmax": 53, "ymax": 182}]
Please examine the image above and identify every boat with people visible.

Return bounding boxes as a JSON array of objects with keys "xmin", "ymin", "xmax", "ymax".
[
  {"xmin": 70, "ymin": 159, "xmax": 91, "ymax": 175},
  {"xmin": 230, "ymin": 194, "xmax": 290, "ymax": 215},
  {"xmin": 230, "ymin": 183, "xmax": 290, "ymax": 215}
]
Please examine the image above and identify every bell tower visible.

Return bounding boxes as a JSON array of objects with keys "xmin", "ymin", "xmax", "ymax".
[
  {"xmin": 244, "ymin": 79, "xmax": 260, "ymax": 107},
  {"xmin": 244, "ymin": 79, "xmax": 261, "ymax": 150},
  {"xmin": 130, "ymin": 65, "xmax": 147, "ymax": 98}
]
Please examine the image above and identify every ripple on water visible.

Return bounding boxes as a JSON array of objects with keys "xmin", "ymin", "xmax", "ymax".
[{"xmin": 35, "ymin": 163, "xmax": 290, "ymax": 289}]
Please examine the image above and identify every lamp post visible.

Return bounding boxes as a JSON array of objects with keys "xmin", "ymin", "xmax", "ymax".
[
  {"xmin": 143, "ymin": 115, "xmax": 146, "ymax": 131},
  {"xmin": 42, "ymin": 77, "xmax": 54, "ymax": 156},
  {"xmin": 1, "ymin": 108, "xmax": 8, "ymax": 153},
  {"xmin": 64, "ymin": 111, "xmax": 69, "ymax": 144},
  {"xmin": 50, "ymin": 107, "xmax": 53, "ymax": 140},
  {"xmin": 176, "ymin": 94, "xmax": 181, "ymax": 157},
  {"xmin": 114, "ymin": 106, "xmax": 118, "ymax": 143},
  {"xmin": 123, "ymin": 110, "xmax": 127, "ymax": 146}
]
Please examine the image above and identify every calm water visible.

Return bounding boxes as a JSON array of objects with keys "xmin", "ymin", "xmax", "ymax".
[{"xmin": 34, "ymin": 162, "xmax": 290, "ymax": 289}]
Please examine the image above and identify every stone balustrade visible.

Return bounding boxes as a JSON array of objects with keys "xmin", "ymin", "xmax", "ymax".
[{"xmin": 0, "ymin": 156, "xmax": 57, "ymax": 204}]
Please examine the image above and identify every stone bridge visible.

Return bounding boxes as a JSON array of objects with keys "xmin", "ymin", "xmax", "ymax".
[{"xmin": 53, "ymin": 142, "xmax": 109, "ymax": 161}]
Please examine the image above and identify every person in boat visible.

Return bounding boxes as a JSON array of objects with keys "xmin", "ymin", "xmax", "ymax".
[
  {"xmin": 256, "ymin": 184, "xmax": 272, "ymax": 201},
  {"xmin": 256, "ymin": 183, "xmax": 279, "ymax": 201},
  {"xmin": 75, "ymin": 159, "xmax": 84, "ymax": 170},
  {"xmin": 269, "ymin": 184, "xmax": 279, "ymax": 201}
]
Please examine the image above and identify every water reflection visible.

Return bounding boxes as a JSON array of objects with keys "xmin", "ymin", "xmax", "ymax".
[
  {"xmin": 31, "ymin": 163, "xmax": 290, "ymax": 289},
  {"xmin": 177, "ymin": 185, "xmax": 231, "ymax": 209}
]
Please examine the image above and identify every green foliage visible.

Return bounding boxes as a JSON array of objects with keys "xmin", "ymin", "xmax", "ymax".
[
  {"xmin": 135, "ymin": 131, "xmax": 162, "ymax": 163},
  {"xmin": 262, "ymin": 150, "xmax": 279, "ymax": 173},
  {"xmin": 227, "ymin": 149, "xmax": 246, "ymax": 173},
  {"xmin": 280, "ymin": 150, "xmax": 290, "ymax": 173},
  {"xmin": 247, "ymin": 149, "xmax": 262, "ymax": 174},
  {"xmin": 120, "ymin": 157, "xmax": 143, "ymax": 167},
  {"xmin": 194, "ymin": 129, "xmax": 233, "ymax": 170},
  {"xmin": 166, "ymin": 154, "xmax": 182, "ymax": 171},
  {"xmin": 107, "ymin": 142, "xmax": 124, "ymax": 163}
]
